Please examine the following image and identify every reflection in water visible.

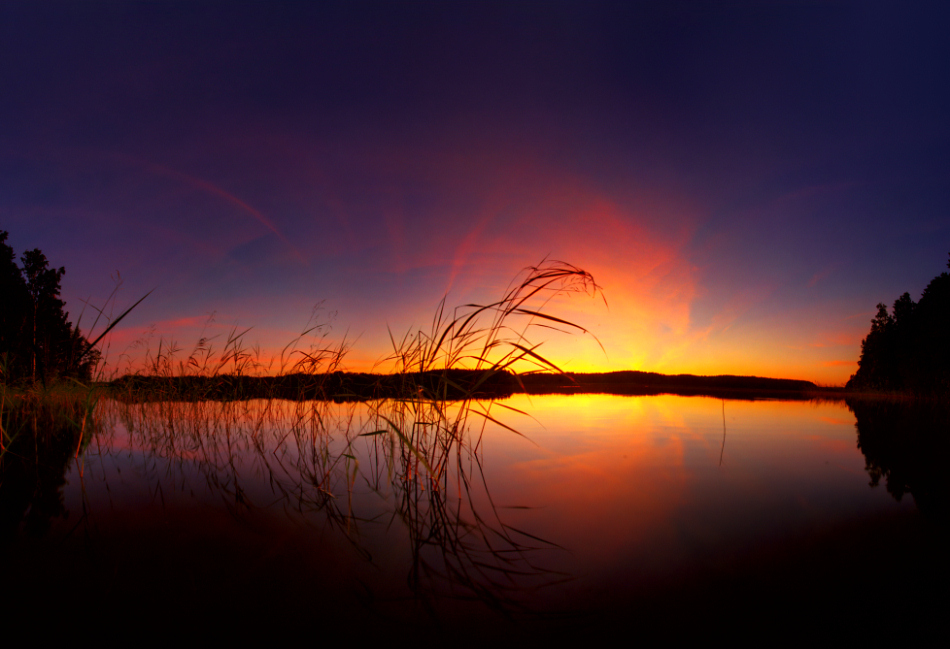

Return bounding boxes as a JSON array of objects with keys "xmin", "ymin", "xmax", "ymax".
[
  {"xmin": 0, "ymin": 395, "xmax": 95, "ymax": 540},
  {"xmin": 87, "ymin": 395, "xmax": 566, "ymax": 625},
  {"xmin": 3, "ymin": 393, "xmax": 948, "ymax": 639},
  {"xmin": 847, "ymin": 396, "xmax": 950, "ymax": 518},
  {"xmin": 719, "ymin": 399, "xmax": 726, "ymax": 466}
]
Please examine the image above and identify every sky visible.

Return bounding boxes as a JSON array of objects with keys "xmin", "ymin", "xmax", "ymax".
[{"xmin": 2, "ymin": 0, "xmax": 949, "ymax": 384}]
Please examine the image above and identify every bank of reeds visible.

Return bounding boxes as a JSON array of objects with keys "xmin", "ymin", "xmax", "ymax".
[{"xmin": 104, "ymin": 259, "xmax": 604, "ymax": 474}]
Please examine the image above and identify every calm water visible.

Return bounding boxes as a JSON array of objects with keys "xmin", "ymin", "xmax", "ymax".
[{"xmin": 5, "ymin": 394, "xmax": 946, "ymax": 640}]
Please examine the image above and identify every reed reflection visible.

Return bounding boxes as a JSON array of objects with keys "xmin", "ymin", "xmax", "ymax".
[
  {"xmin": 88, "ymin": 393, "xmax": 566, "ymax": 619},
  {"xmin": 5, "ymin": 388, "xmax": 947, "ymax": 639}
]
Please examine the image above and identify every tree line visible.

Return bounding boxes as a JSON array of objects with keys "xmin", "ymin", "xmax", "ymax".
[
  {"xmin": 847, "ymin": 254, "xmax": 950, "ymax": 394},
  {"xmin": 0, "ymin": 230, "xmax": 98, "ymax": 384}
]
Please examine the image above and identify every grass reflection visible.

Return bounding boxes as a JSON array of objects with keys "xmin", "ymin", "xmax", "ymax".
[{"xmin": 96, "ymin": 393, "xmax": 567, "ymax": 619}]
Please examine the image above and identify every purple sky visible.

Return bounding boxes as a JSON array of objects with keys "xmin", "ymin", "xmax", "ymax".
[{"xmin": 2, "ymin": 1, "xmax": 949, "ymax": 383}]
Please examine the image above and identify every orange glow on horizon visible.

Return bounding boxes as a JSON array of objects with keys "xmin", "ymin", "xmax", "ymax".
[{"xmin": 95, "ymin": 164, "xmax": 863, "ymax": 386}]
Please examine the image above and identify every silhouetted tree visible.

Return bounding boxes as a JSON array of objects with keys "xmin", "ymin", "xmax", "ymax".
[
  {"xmin": 848, "ymin": 254, "xmax": 950, "ymax": 394},
  {"xmin": 910, "ymin": 258, "xmax": 950, "ymax": 392},
  {"xmin": 0, "ymin": 231, "xmax": 97, "ymax": 384},
  {"xmin": 852, "ymin": 302, "xmax": 897, "ymax": 390},
  {"xmin": 0, "ymin": 231, "xmax": 31, "ymax": 380}
]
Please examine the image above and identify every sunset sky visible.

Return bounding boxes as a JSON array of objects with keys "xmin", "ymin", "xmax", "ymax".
[{"xmin": 2, "ymin": 1, "xmax": 949, "ymax": 384}]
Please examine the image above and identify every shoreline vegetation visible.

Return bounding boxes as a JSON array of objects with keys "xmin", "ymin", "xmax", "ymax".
[
  {"xmin": 58, "ymin": 252, "xmax": 950, "ymax": 406},
  {"xmin": 2, "ymin": 232, "xmax": 947, "ymax": 410}
]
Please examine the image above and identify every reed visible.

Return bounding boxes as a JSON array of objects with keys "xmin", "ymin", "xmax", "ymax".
[
  {"xmin": 374, "ymin": 260, "xmax": 603, "ymax": 466},
  {"xmin": 384, "ymin": 259, "xmax": 602, "ymax": 383}
]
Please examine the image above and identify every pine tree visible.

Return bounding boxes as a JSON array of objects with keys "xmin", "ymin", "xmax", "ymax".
[
  {"xmin": 0, "ymin": 231, "xmax": 31, "ymax": 381},
  {"xmin": 848, "ymin": 253, "xmax": 950, "ymax": 394},
  {"xmin": 0, "ymin": 231, "xmax": 97, "ymax": 384}
]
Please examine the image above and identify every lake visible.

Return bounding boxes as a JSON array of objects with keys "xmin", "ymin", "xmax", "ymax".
[{"xmin": 4, "ymin": 393, "xmax": 946, "ymax": 642}]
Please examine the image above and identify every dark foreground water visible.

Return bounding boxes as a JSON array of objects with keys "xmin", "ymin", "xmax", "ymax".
[{"xmin": 3, "ymin": 394, "xmax": 947, "ymax": 642}]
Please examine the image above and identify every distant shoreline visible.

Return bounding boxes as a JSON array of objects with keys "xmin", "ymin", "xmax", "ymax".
[{"xmin": 106, "ymin": 369, "xmax": 846, "ymax": 403}]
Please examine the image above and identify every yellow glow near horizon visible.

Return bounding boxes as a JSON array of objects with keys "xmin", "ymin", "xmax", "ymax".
[
  {"xmin": 103, "ymin": 283, "xmax": 861, "ymax": 385},
  {"xmin": 99, "ymin": 188, "xmax": 863, "ymax": 386}
]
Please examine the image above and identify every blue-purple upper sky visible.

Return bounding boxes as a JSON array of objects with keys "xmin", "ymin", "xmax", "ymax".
[{"xmin": 2, "ymin": 1, "xmax": 949, "ymax": 383}]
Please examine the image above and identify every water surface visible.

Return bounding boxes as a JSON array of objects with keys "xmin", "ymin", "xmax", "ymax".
[{"xmin": 5, "ymin": 394, "xmax": 944, "ymax": 641}]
